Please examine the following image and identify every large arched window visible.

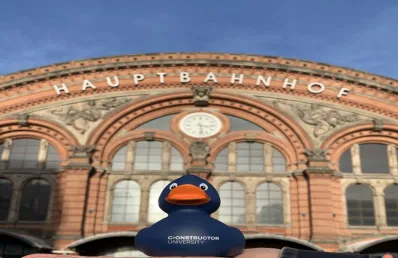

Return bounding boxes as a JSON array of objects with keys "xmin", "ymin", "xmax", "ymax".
[
  {"xmin": 0, "ymin": 178, "xmax": 12, "ymax": 221},
  {"xmin": 111, "ymin": 141, "xmax": 183, "ymax": 172},
  {"xmin": 19, "ymin": 179, "xmax": 52, "ymax": 221},
  {"xmin": 256, "ymin": 182, "xmax": 283, "ymax": 224},
  {"xmin": 226, "ymin": 115, "xmax": 265, "ymax": 132},
  {"xmin": 339, "ymin": 143, "xmax": 394, "ymax": 174},
  {"xmin": 218, "ymin": 182, "xmax": 245, "ymax": 224},
  {"xmin": 111, "ymin": 180, "xmax": 141, "ymax": 223},
  {"xmin": 148, "ymin": 180, "xmax": 170, "ymax": 223},
  {"xmin": 384, "ymin": 185, "xmax": 398, "ymax": 226},
  {"xmin": 346, "ymin": 184, "xmax": 375, "ymax": 226},
  {"xmin": 214, "ymin": 142, "xmax": 286, "ymax": 173}
]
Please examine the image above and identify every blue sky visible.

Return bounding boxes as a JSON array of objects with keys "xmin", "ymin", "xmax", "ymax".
[{"xmin": 1, "ymin": 0, "xmax": 397, "ymax": 78}]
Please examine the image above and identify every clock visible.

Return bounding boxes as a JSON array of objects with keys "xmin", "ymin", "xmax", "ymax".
[{"xmin": 179, "ymin": 112, "xmax": 222, "ymax": 138}]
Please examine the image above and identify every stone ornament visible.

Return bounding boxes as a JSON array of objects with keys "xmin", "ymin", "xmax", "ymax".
[
  {"xmin": 49, "ymin": 97, "xmax": 130, "ymax": 134},
  {"xmin": 72, "ymin": 145, "xmax": 96, "ymax": 157},
  {"xmin": 304, "ymin": 148, "xmax": 328, "ymax": 161},
  {"xmin": 192, "ymin": 85, "xmax": 212, "ymax": 106},
  {"xmin": 17, "ymin": 113, "xmax": 30, "ymax": 126},
  {"xmin": 189, "ymin": 141, "xmax": 210, "ymax": 162}
]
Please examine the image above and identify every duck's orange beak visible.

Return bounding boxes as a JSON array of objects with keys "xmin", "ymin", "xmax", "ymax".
[{"xmin": 166, "ymin": 185, "xmax": 210, "ymax": 205}]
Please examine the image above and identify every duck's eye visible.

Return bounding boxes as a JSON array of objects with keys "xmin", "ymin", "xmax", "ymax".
[
  {"xmin": 199, "ymin": 183, "xmax": 208, "ymax": 191},
  {"xmin": 169, "ymin": 183, "xmax": 178, "ymax": 190}
]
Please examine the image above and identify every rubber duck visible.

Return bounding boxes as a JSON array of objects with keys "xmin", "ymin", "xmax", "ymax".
[{"xmin": 135, "ymin": 175, "xmax": 246, "ymax": 257}]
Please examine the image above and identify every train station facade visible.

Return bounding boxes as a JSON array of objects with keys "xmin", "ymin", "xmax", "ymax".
[{"xmin": 0, "ymin": 53, "xmax": 397, "ymax": 257}]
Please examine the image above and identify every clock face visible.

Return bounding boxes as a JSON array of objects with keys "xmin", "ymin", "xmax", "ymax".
[{"xmin": 179, "ymin": 112, "xmax": 222, "ymax": 138}]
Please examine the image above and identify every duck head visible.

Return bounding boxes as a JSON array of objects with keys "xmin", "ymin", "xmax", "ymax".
[{"xmin": 158, "ymin": 175, "xmax": 220, "ymax": 214}]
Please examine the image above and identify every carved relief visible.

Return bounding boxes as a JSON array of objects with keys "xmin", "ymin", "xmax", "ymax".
[
  {"xmin": 48, "ymin": 97, "xmax": 130, "ymax": 134},
  {"xmin": 192, "ymin": 86, "xmax": 212, "ymax": 106},
  {"xmin": 268, "ymin": 100, "xmax": 362, "ymax": 138}
]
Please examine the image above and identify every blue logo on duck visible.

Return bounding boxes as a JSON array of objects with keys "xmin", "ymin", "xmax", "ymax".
[{"xmin": 134, "ymin": 175, "xmax": 245, "ymax": 257}]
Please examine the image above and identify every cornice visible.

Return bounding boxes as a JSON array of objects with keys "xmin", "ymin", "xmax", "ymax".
[{"xmin": 0, "ymin": 52, "xmax": 397, "ymax": 94}]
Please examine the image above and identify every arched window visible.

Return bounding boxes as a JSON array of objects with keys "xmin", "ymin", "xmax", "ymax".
[
  {"xmin": 346, "ymin": 184, "xmax": 375, "ymax": 226},
  {"xmin": 111, "ymin": 180, "xmax": 141, "ymax": 223},
  {"xmin": 384, "ymin": 185, "xmax": 398, "ymax": 226},
  {"xmin": 135, "ymin": 141, "xmax": 162, "ymax": 171},
  {"xmin": 148, "ymin": 180, "xmax": 170, "ymax": 223},
  {"xmin": 339, "ymin": 148, "xmax": 353, "ymax": 173},
  {"xmin": 9, "ymin": 139, "xmax": 40, "ymax": 169},
  {"xmin": 359, "ymin": 144, "xmax": 389, "ymax": 174},
  {"xmin": 112, "ymin": 146, "xmax": 128, "ymax": 171},
  {"xmin": 19, "ymin": 179, "xmax": 51, "ymax": 221},
  {"xmin": 218, "ymin": 182, "xmax": 245, "ymax": 224},
  {"xmin": 256, "ymin": 183, "xmax": 283, "ymax": 224},
  {"xmin": 0, "ymin": 178, "xmax": 12, "ymax": 221}
]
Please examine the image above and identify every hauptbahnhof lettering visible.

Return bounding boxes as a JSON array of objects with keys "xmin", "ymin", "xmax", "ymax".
[{"xmin": 53, "ymin": 72, "xmax": 350, "ymax": 99}]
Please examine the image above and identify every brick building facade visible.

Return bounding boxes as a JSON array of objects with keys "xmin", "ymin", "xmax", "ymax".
[{"xmin": 0, "ymin": 53, "xmax": 397, "ymax": 257}]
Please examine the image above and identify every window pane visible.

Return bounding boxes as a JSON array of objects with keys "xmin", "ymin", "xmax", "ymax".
[
  {"xmin": 236, "ymin": 143, "xmax": 264, "ymax": 173},
  {"xmin": 346, "ymin": 184, "xmax": 375, "ymax": 226},
  {"xmin": 215, "ymin": 148, "xmax": 228, "ymax": 172},
  {"xmin": 148, "ymin": 180, "xmax": 170, "ymax": 223},
  {"xmin": 9, "ymin": 139, "xmax": 40, "ymax": 169},
  {"xmin": 360, "ymin": 144, "xmax": 389, "ymax": 174},
  {"xmin": 112, "ymin": 146, "xmax": 127, "ymax": 171},
  {"xmin": 111, "ymin": 180, "xmax": 140, "ymax": 223},
  {"xmin": 256, "ymin": 183, "xmax": 283, "ymax": 224},
  {"xmin": 219, "ymin": 182, "xmax": 245, "ymax": 224},
  {"xmin": 0, "ymin": 179, "xmax": 13, "ymax": 220},
  {"xmin": 134, "ymin": 141, "xmax": 162, "ymax": 171},
  {"xmin": 19, "ymin": 179, "xmax": 51, "ymax": 221},
  {"xmin": 385, "ymin": 185, "xmax": 398, "ymax": 226},
  {"xmin": 0, "ymin": 142, "xmax": 4, "ymax": 158},
  {"xmin": 135, "ymin": 115, "xmax": 175, "ymax": 131},
  {"xmin": 227, "ymin": 115, "xmax": 265, "ymax": 132},
  {"xmin": 170, "ymin": 147, "xmax": 183, "ymax": 171},
  {"xmin": 272, "ymin": 148, "xmax": 286, "ymax": 173},
  {"xmin": 46, "ymin": 145, "xmax": 60, "ymax": 170},
  {"xmin": 339, "ymin": 148, "xmax": 353, "ymax": 173}
]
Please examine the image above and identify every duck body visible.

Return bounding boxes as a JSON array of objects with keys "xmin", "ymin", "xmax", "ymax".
[
  {"xmin": 134, "ymin": 175, "xmax": 246, "ymax": 257},
  {"xmin": 135, "ymin": 210, "xmax": 245, "ymax": 257}
]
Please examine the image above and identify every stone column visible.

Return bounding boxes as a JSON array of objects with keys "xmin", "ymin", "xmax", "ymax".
[
  {"xmin": 374, "ymin": 192, "xmax": 387, "ymax": 227},
  {"xmin": 388, "ymin": 144, "xmax": 398, "ymax": 175},
  {"xmin": 126, "ymin": 141, "xmax": 135, "ymax": 172},
  {"xmin": 8, "ymin": 186, "xmax": 21, "ymax": 222},
  {"xmin": 228, "ymin": 142, "xmax": 236, "ymax": 173},
  {"xmin": 264, "ymin": 143, "xmax": 272, "ymax": 174},
  {"xmin": 37, "ymin": 139, "xmax": 49, "ymax": 169},
  {"xmin": 0, "ymin": 138, "xmax": 12, "ymax": 169},
  {"xmin": 246, "ymin": 191, "xmax": 256, "ymax": 225},
  {"xmin": 351, "ymin": 144, "xmax": 361, "ymax": 175},
  {"xmin": 139, "ymin": 189, "xmax": 150, "ymax": 224}
]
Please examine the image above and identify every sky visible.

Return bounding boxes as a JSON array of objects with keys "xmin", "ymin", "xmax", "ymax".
[{"xmin": 1, "ymin": 0, "xmax": 397, "ymax": 79}]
